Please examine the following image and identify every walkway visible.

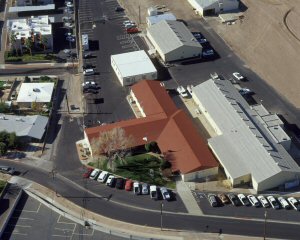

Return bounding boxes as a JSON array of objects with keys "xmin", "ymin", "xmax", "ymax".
[{"xmin": 176, "ymin": 180, "xmax": 203, "ymax": 215}]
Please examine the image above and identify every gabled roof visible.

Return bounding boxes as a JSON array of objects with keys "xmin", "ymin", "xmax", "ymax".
[
  {"xmin": 147, "ymin": 13, "xmax": 176, "ymax": 25},
  {"xmin": 86, "ymin": 80, "xmax": 218, "ymax": 174},
  {"xmin": 17, "ymin": 82, "xmax": 54, "ymax": 103},
  {"xmin": 131, "ymin": 80, "xmax": 178, "ymax": 118},
  {"xmin": 147, "ymin": 20, "xmax": 202, "ymax": 55},
  {"xmin": 0, "ymin": 114, "xmax": 48, "ymax": 139}
]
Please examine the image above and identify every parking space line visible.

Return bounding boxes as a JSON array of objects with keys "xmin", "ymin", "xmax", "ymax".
[
  {"xmin": 9, "ymin": 224, "xmax": 31, "ymax": 228},
  {"xmin": 55, "ymin": 227, "xmax": 74, "ymax": 232},
  {"xmin": 9, "ymin": 232, "xmax": 28, "ymax": 235},
  {"xmin": 57, "ymin": 215, "xmax": 76, "ymax": 226},
  {"xmin": 11, "ymin": 217, "xmax": 34, "ymax": 221},
  {"xmin": 52, "ymin": 234, "xmax": 72, "ymax": 238},
  {"xmin": 72, "ymin": 228, "xmax": 95, "ymax": 236}
]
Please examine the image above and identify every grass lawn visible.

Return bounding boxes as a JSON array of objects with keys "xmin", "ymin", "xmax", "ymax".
[
  {"xmin": 5, "ymin": 52, "xmax": 57, "ymax": 62},
  {"xmin": 88, "ymin": 153, "xmax": 176, "ymax": 188},
  {"xmin": 0, "ymin": 180, "xmax": 7, "ymax": 194},
  {"xmin": 0, "ymin": 82, "xmax": 4, "ymax": 88}
]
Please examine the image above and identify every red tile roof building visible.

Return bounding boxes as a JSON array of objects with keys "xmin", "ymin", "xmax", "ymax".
[{"xmin": 85, "ymin": 80, "xmax": 218, "ymax": 179}]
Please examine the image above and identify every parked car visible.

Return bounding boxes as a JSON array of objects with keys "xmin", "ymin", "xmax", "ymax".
[
  {"xmin": 257, "ymin": 195, "xmax": 270, "ymax": 208},
  {"xmin": 83, "ymin": 168, "xmax": 93, "ymax": 178},
  {"xmin": 133, "ymin": 182, "xmax": 141, "ymax": 195},
  {"xmin": 187, "ymin": 85, "xmax": 194, "ymax": 96},
  {"xmin": 97, "ymin": 171, "xmax": 109, "ymax": 183},
  {"xmin": 64, "ymin": 22, "xmax": 74, "ymax": 28},
  {"xmin": 125, "ymin": 179, "xmax": 133, "ymax": 191},
  {"xmin": 66, "ymin": 36, "xmax": 75, "ymax": 42},
  {"xmin": 202, "ymin": 49, "xmax": 214, "ymax": 58},
  {"xmin": 62, "ymin": 16, "xmax": 72, "ymax": 22},
  {"xmin": 127, "ymin": 27, "xmax": 139, "ymax": 34},
  {"xmin": 227, "ymin": 193, "xmax": 240, "ymax": 206},
  {"xmin": 83, "ymin": 88, "xmax": 98, "ymax": 94},
  {"xmin": 83, "ymin": 52, "xmax": 92, "ymax": 58},
  {"xmin": 63, "ymin": 49, "xmax": 71, "ymax": 54},
  {"xmin": 123, "ymin": 20, "xmax": 135, "ymax": 26},
  {"xmin": 232, "ymin": 72, "xmax": 245, "ymax": 81},
  {"xmin": 0, "ymin": 166, "xmax": 15, "ymax": 175},
  {"xmin": 66, "ymin": 2, "xmax": 73, "ymax": 7},
  {"xmin": 124, "ymin": 23, "xmax": 137, "ymax": 28},
  {"xmin": 82, "ymin": 81, "xmax": 96, "ymax": 86},
  {"xmin": 248, "ymin": 195, "xmax": 260, "ymax": 207},
  {"xmin": 83, "ymin": 64, "xmax": 93, "ymax": 70},
  {"xmin": 207, "ymin": 194, "xmax": 218, "ymax": 207},
  {"xmin": 239, "ymin": 88, "xmax": 253, "ymax": 96},
  {"xmin": 150, "ymin": 185, "xmax": 158, "ymax": 200},
  {"xmin": 237, "ymin": 193, "xmax": 251, "ymax": 206},
  {"xmin": 287, "ymin": 197, "xmax": 300, "ymax": 211},
  {"xmin": 176, "ymin": 86, "xmax": 188, "ymax": 97},
  {"xmin": 278, "ymin": 197, "xmax": 291, "ymax": 209},
  {"xmin": 142, "ymin": 183, "xmax": 149, "ymax": 195},
  {"xmin": 115, "ymin": 178, "xmax": 125, "ymax": 189},
  {"xmin": 83, "ymin": 68, "xmax": 95, "ymax": 76},
  {"xmin": 267, "ymin": 196, "xmax": 280, "ymax": 209},
  {"xmin": 89, "ymin": 168, "xmax": 101, "ymax": 180},
  {"xmin": 115, "ymin": 6, "xmax": 124, "ymax": 12},
  {"xmin": 65, "ymin": 7, "xmax": 74, "ymax": 14},
  {"xmin": 218, "ymin": 193, "xmax": 229, "ymax": 204},
  {"xmin": 160, "ymin": 187, "xmax": 171, "ymax": 201},
  {"xmin": 106, "ymin": 175, "xmax": 115, "ymax": 185}
]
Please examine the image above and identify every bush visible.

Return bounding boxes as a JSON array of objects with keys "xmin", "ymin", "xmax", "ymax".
[
  {"xmin": 144, "ymin": 141, "xmax": 158, "ymax": 152},
  {"xmin": 39, "ymin": 76, "xmax": 51, "ymax": 82},
  {"xmin": 0, "ymin": 102, "xmax": 9, "ymax": 113},
  {"xmin": 145, "ymin": 143, "xmax": 151, "ymax": 152},
  {"xmin": 0, "ymin": 142, "xmax": 7, "ymax": 156},
  {"xmin": 161, "ymin": 160, "xmax": 172, "ymax": 170},
  {"xmin": 24, "ymin": 76, "xmax": 31, "ymax": 83}
]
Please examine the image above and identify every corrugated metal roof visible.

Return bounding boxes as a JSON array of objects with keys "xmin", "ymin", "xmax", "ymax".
[
  {"xmin": 9, "ymin": 4, "xmax": 55, "ymax": 12},
  {"xmin": 0, "ymin": 114, "xmax": 48, "ymax": 140},
  {"xmin": 147, "ymin": 13, "xmax": 176, "ymax": 25},
  {"xmin": 111, "ymin": 50, "xmax": 157, "ymax": 78},
  {"xmin": 193, "ymin": 79, "xmax": 300, "ymax": 183},
  {"xmin": 147, "ymin": 20, "xmax": 202, "ymax": 55}
]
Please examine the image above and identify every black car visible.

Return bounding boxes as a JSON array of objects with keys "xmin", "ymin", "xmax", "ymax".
[
  {"xmin": 228, "ymin": 194, "xmax": 240, "ymax": 206},
  {"xmin": 0, "ymin": 166, "xmax": 15, "ymax": 175},
  {"xmin": 83, "ymin": 88, "xmax": 98, "ymax": 94},
  {"xmin": 108, "ymin": 178, "xmax": 116, "ymax": 188},
  {"xmin": 115, "ymin": 6, "xmax": 124, "ymax": 12},
  {"xmin": 83, "ymin": 52, "xmax": 92, "ymax": 59},
  {"xmin": 83, "ymin": 64, "xmax": 93, "ymax": 70},
  {"xmin": 115, "ymin": 178, "xmax": 125, "ymax": 189}
]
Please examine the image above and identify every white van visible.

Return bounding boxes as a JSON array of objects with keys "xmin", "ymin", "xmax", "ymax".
[
  {"xmin": 97, "ymin": 171, "xmax": 109, "ymax": 183},
  {"xmin": 150, "ymin": 185, "xmax": 157, "ymax": 200},
  {"xmin": 83, "ymin": 68, "xmax": 95, "ymax": 76}
]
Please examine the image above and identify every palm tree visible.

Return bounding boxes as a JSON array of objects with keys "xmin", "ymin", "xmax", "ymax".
[
  {"xmin": 25, "ymin": 38, "xmax": 33, "ymax": 55},
  {"xmin": 40, "ymin": 35, "xmax": 48, "ymax": 51},
  {"xmin": 9, "ymin": 33, "xmax": 17, "ymax": 56}
]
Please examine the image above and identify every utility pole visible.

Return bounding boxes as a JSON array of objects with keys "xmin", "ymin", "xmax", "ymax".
[
  {"xmin": 138, "ymin": 5, "xmax": 141, "ymax": 24},
  {"xmin": 160, "ymin": 202, "xmax": 164, "ymax": 231}
]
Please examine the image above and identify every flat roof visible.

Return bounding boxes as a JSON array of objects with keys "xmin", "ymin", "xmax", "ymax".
[
  {"xmin": 9, "ymin": 4, "xmax": 55, "ymax": 12},
  {"xmin": 17, "ymin": 82, "xmax": 54, "ymax": 103},
  {"xmin": 147, "ymin": 20, "xmax": 202, "ymax": 55},
  {"xmin": 0, "ymin": 114, "xmax": 48, "ymax": 139},
  {"xmin": 193, "ymin": 79, "xmax": 300, "ymax": 183},
  {"xmin": 111, "ymin": 50, "xmax": 157, "ymax": 78}
]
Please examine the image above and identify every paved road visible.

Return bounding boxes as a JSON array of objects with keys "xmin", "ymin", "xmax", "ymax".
[{"xmin": 1, "ymin": 159, "xmax": 300, "ymax": 239}]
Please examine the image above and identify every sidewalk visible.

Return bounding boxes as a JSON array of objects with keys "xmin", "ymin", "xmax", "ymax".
[
  {"xmin": 22, "ymin": 180, "xmax": 261, "ymax": 240},
  {"xmin": 176, "ymin": 180, "xmax": 203, "ymax": 215}
]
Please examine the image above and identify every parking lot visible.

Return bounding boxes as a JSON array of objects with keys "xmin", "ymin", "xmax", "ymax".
[
  {"xmin": 2, "ymin": 193, "xmax": 126, "ymax": 240},
  {"xmin": 193, "ymin": 191, "xmax": 300, "ymax": 222}
]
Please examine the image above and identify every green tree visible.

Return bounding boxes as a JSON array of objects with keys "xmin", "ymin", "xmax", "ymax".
[
  {"xmin": 161, "ymin": 160, "xmax": 172, "ymax": 170},
  {"xmin": 145, "ymin": 142, "xmax": 151, "ymax": 152},
  {"xmin": 25, "ymin": 38, "xmax": 33, "ymax": 55},
  {"xmin": 0, "ymin": 142, "xmax": 7, "ymax": 156},
  {"xmin": 0, "ymin": 102, "xmax": 9, "ymax": 113},
  {"xmin": 7, "ymin": 132, "xmax": 17, "ymax": 149},
  {"xmin": 0, "ymin": 131, "xmax": 9, "ymax": 143},
  {"xmin": 24, "ymin": 76, "xmax": 31, "ymax": 83},
  {"xmin": 9, "ymin": 33, "xmax": 18, "ymax": 56},
  {"xmin": 40, "ymin": 35, "xmax": 48, "ymax": 51}
]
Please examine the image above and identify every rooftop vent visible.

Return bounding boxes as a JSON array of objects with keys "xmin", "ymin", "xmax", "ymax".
[{"xmin": 33, "ymin": 88, "xmax": 40, "ymax": 92}]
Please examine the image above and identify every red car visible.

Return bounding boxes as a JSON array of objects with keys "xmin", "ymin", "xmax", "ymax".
[
  {"xmin": 83, "ymin": 168, "xmax": 93, "ymax": 178},
  {"xmin": 127, "ymin": 28, "xmax": 139, "ymax": 34},
  {"xmin": 125, "ymin": 179, "xmax": 133, "ymax": 191}
]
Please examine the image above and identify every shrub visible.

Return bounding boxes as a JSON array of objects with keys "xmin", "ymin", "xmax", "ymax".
[
  {"xmin": 0, "ymin": 102, "xmax": 9, "ymax": 113},
  {"xmin": 0, "ymin": 142, "xmax": 7, "ymax": 156}
]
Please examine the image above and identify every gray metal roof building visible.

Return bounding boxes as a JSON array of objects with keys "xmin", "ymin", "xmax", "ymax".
[
  {"xmin": 146, "ymin": 20, "xmax": 202, "ymax": 62},
  {"xmin": 0, "ymin": 115, "xmax": 48, "ymax": 140},
  {"xmin": 192, "ymin": 79, "xmax": 300, "ymax": 192}
]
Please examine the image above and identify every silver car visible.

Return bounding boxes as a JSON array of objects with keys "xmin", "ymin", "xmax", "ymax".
[{"xmin": 141, "ymin": 183, "xmax": 149, "ymax": 195}]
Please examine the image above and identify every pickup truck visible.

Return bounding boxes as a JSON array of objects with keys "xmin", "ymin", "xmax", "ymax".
[{"xmin": 150, "ymin": 185, "xmax": 158, "ymax": 200}]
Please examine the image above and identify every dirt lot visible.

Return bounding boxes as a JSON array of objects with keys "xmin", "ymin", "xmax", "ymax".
[{"xmin": 119, "ymin": 0, "xmax": 300, "ymax": 108}]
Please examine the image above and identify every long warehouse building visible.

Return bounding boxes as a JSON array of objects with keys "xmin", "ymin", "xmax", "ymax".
[{"xmin": 192, "ymin": 79, "xmax": 300, "ymax": 192}]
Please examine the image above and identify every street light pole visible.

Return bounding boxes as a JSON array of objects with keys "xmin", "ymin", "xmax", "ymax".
[
  {"xmin": 263, "ymin": 209, "xmax": 267, "ymax": 240},
  {"xmin": 160, "ymin": 203, "xmax": 164, "ymax": 231}
]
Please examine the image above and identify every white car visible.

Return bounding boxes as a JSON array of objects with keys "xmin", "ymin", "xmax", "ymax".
[
  {"xmin": 106, "ymin": 175, "xmax": 115, "ymax": 186},
  {"xmin": 187, "ymin": 85, "xmax": 194, "ymax": 95},
  {"xmin": 176, "ymin": 86, "xmax": 188, "ymax": 98},
  {"xmin": 267, "ymin": 196, "xmax": 280, "ymax": 209},
  {"xmin": 278, "ymin": 197, "xmax": 290, "ymax": 209},
  {"xmin": 123, "ymin": 20, "xmax": 135, "ymax": 26},
  {"xmin": 133, "ymin": 182, "xmax": 141, "ymax": 195},
  {"xmin": 83, "ymin": 69, "xmax": 95, "ymax": 76},
  {"xmin": 142, "ymin": 183, "xmax": 149, "ymax": 195},
  {"xmin": 247, "ymin": 195, "xmax": 260, "ymax": 207},
  {"xmin": 63, "ymin": 49, "xmax": 71, "ymax": 54},
  {"xmin": 237, "ymin": 193, "xmax": 250, "ymax": 206},
  {"xmin": 89, "ymin": 168, "xmax": 100, "ymax": 180},
  {"xmin": 287, "ymin": 197, "xmax": 300, "ymax": 211},
  {"xmin": 66, "ymin": 2, "xmax": 73, "ymax": 7},
  {"xmin": 257, "ymin": 195, "xmax": 270, "ymax": 208},
  {"xmin": 97, "ymin": 171, "xmax": 109, "ymax": 183},
  {"xmin": 232, "ymin": 72, "xmax": 245, "ymax": 81},
  {"xmin": 82, "ymin": 81, "xmax": 96, "ymax": 86},
  {"xmin": 160, "ymin": 187, "xmax": 171, "ymax": 201}
]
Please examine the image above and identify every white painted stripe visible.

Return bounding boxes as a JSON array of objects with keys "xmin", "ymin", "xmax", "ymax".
[{"xmin": 9, "ymin": 224, "xmax": 31, "ymax": 228}]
